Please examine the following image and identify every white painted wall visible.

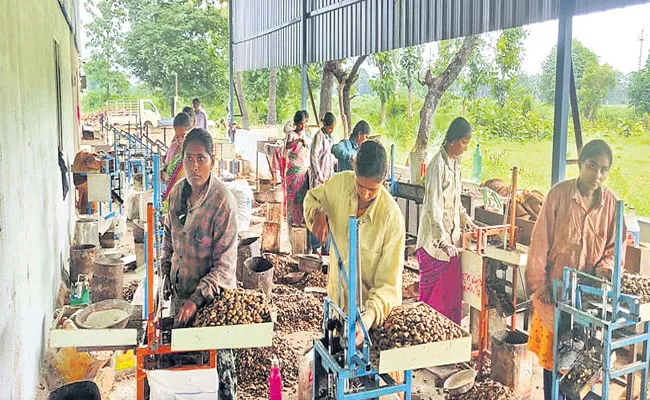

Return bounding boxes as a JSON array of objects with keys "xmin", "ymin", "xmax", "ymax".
[{"xmin": 0, "ymin": 0, "xmax": 80, "ymax": 397}]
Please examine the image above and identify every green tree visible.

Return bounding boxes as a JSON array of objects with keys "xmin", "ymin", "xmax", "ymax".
[
  {"xmin": 370, "ymin": 51, "xmax": 398, "ymax": 126},
  {"xmin": 579, "ymin": 62, "xmax": 617, "ymax": 119},
  {"xmin": 492, "ymin": 28, "xmax": 528, "ymax": 105},
  {"xmin": 399, "ymin": 45, "xmax": 424, "ymax": 119},
  {"xmin": 414, "ymin": 36, "xmax": 479, "ymax": 159},
  {"xmin": 539, "ymin": 40, "xmax": 599, "ymax": 104},
  {"xmin": 243, "ymin": 70, "xmax": 270, "ymax": 125},
  {"xmin": 84, "ymin": 0, "xmax": 129, "ymax": 103},
  {"xmin": 459, "ymin": 38, "xmax": 491, "ymax": 108},
  {"xmin": 121, "ymin": 0, "xmax": 228, "ymax": 105},
  {"xmin": 629, "ymin": 55, "xmax": 650, "ymax": 114}
]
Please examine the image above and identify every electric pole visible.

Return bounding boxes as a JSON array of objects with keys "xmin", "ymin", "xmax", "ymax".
[{"xmin": 638, "ymin": 28, "xmax": 646, "ymax": 71}]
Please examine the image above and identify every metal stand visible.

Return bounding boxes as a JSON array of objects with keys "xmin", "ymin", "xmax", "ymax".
[
  {"xmin": 552, "ymin": 201, "xmax": 650, "ymax": 400},
  {"xmin": 312, "ymin": 216, "xmax": 413, "ymax": 399},
  {"xmin": 135, "ymin": 154, "xmax": 215, "ymax": 399}
]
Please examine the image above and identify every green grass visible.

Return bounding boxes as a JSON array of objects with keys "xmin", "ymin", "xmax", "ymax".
[{"xmin": 460, "ymin": 134, "xmax": 650, "ymax": 216}]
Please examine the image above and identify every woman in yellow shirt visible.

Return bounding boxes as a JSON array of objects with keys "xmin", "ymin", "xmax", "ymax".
[{"xmin": 304, "ymin": 140, "xmax": 406, "ymax": 345}]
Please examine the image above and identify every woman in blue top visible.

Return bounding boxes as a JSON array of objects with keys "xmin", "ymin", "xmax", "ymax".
[{"xmin": 332, "ymin": 120, "xmax": 370, "ymax": 171}]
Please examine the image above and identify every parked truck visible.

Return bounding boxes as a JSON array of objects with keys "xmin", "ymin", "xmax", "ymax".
[{"xmin": 105, "ymin": 99, "xmax": 161, "ymax": 129}]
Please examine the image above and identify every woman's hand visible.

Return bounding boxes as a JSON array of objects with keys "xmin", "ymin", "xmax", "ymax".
[
  {"xmin": 311, "ymin": 209, "xmax": 329, "ymax": 244},
  {"xmin": 174, "ymin": 300, "xmax": 197, "ymax": 327},
  {"xmin": 466, "ymin": 220, "xmax": 479, "ymax": 232},
  {"xmin": 595, "ymin": 266, "xmax": 612, "ymax": 280},
  {"xmin": 441, "ymin": 243, "xmax": 459, "ymax": 258},
  {"xmin": 535, "ymin": 284, "xmax": 554, "ymax": 305},
  {"xmin": 355, "ymin": 310, "xmax": 376, "ymax": 347}
]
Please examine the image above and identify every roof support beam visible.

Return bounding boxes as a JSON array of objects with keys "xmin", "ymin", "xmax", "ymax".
[
  {"xmin": 228, "ymin": 1, "xmax": 235, "ymax": 136},
  {"xmin": 301, "ymin": 0, "xmax": 308, "ymax": 109},
  {"xmin": 551, "ymin": 0, "xmax": 574, "ymax": 185}
]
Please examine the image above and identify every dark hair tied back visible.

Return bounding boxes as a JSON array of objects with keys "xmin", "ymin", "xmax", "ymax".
[
  {"xmin": 578, "ymin": 140, "xmax": 613, "ymax": 167},
  {"xmin": 443, "ymin": 117, "xmax": 472, "ymax": 146},
  {"xmin": 322, "ymin": 112, "xmax": 336, "ymax": 127}
]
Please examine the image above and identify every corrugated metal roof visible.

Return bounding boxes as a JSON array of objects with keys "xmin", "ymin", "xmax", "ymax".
[{"xmin": 233, "ymin": 0, "xmax": 650, "ymax": 72}]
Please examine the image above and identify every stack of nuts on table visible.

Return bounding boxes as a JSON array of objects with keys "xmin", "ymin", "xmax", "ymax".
[
  {"xmin": 192, "ymin": 289, "xmax": 271, "ymax": 327},
  {"xmin": 446, "ymin": 377, "xmax": 521, "ymax": 400},
  {"xmin": 273, "ymin": 285, "xmax": 323, "ymax": 333},
  {"xmin": 621, "ymin": 273, "xmax": 650, "ymax": 303},
  {"xmin": 296, "ymin": 270, "xmax": 328, "ymax": 290},
  {"xmin": 371, "ymin": 303, "xmax": 464, "ymax": 350}
]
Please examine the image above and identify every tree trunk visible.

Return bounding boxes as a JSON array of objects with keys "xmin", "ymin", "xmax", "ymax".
[
  {"xmin": 407, "ymin": 83, "xmax": 413, "ymax": 120},
  {"xmin": 338, "ymin": 84, "xmax": 348, "ymax": 138},
  {"xmin": 381, "ymin": 101, "xmax": 387, "ymax": 126},
  {"xmin": 413, "ymin": 36, "xmax": 479, "ymax": 160},
  {"xmin": 267, "ymin": 67, "xmax": 277, "ymax": 125},
  {"xmin": 235, "ymin": 71, "xmax": 250, "ymax": 130},
  {"xmin": 319, "ymin": 60, "xmax": 338, "ymax": 120},
  {"xmin": 343, "ymin": 56, "xmax": 367, "ymax": 136}
]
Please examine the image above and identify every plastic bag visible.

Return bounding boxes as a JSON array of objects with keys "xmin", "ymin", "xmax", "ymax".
[
  {"xmin": 147, "ymin": 369, "xmax": 218, "ymax": 400},
  {"xmin": 225, "ymin": 180, "xmax": 253, "ymax": 232}
]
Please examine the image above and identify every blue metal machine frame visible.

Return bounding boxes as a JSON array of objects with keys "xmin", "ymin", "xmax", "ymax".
[
  {"xmin": 552, "ymin": 201, "xmax": 650, "ymax": 400},
  {"xmin": 312, "ymin": 216, "xmax": 412, "ymax": 399}
]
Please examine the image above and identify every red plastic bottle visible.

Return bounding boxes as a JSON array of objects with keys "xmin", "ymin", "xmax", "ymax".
[{"xmin": 269, "ymin": 357, "xmax": 283, "ymax": 400}]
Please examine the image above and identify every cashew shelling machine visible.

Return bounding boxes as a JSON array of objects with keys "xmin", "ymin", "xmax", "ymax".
[
  {"xmin": 551, "ymin": 201, "xmax": 650, "ymax": 400},
  {"xmin": 312, "ymin": 216, "xmax": 414, "ymax": 399}
]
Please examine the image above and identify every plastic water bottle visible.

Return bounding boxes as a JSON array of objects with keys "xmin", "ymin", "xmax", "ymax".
[
  {"xmin": 627, "ymin": 206, "xmax": 641, "ymax": 247},
  {"xmin": 472, "ymin": 144, "xmax": 483, "ymax": 184},
  {"xmin": 269, "ymin": 357, "xmax": 283, "ymax": 400}
]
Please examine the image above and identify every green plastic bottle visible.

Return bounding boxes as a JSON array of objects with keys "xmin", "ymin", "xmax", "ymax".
[{"xmin": 472, "ymin": 144, "xmax": 482, "ymax": 184}]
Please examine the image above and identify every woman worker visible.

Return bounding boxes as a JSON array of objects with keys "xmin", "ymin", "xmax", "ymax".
[
  {"xmin": 161, "ymin": 129, "xmax": 238, "ymax": 399},
  {"xmin": 527, "ymin": 140, "xmax": 619, "ymax": 400},
  {"xmin": 285, "ymin": 110, "xmax": 311, "ymax": 228},
  {"xmin": 332, "ymin": 120, "xmax": 371, "ymax": 172},
  {"xmin": 162, "ymin": 112, "xmax": 193, "ymax": 210},
  {"xmin": 305, "ymin": 140, "xmax": 405, "ymax": 345},
  {"xmin": 416, "ymin": 117, "xmax": 477, "ymax": 325}
]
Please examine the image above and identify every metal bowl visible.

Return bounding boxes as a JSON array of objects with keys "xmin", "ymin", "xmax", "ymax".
[
  {"xmin": 443, "ymin": 369, "xmax": 477, "ymax": 395},
  {"xmin": 132, "ymin": 219, "xmax": 145, "ymax": 243},
  {"xmin": 297, "ymin": 254, "xmax": 323, "ymax": 272},
  {"xmin": 75, "ymin": 299, "xmax": 133, "ymax": 329},
  {"xmin": 253, "ymin": 191, "xmax": 267, "ymax": 204}
]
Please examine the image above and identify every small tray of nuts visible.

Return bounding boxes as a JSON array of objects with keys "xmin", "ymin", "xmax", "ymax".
[
  {"xmin": 171, "ymin": 289, "xmax": 273, "ymax": 351},
  {"xmin": 560, "ymin": 357, "xmax": 601, "ymax": 400},
  {"xmin": 370, "ymin": 302, "xmax": 471, "ymax": 373},
  {"xmin": 621, "ymin": 273, "xmax": 650, "ymax": 322}
]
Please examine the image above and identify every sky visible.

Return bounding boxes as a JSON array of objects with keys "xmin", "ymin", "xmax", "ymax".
[
  {"xmin": 521, "ymin": 3, "xmax": 650, "ymax": 75},
  {"xmin": 81, "ymin": 3, "xmax": 650, "ymax": 77}
]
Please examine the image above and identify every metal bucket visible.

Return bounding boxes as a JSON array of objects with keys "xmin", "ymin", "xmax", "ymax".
[
  {"xmin": 237, "ymin": 232, "xmax": 261, "ymax": 281},
  {"xmin": 267, "ymin": 202, "xmax": 283, "ymax": 223},
  {"xmin": 291, "ymin": 227, "xmax": 308, "ymax": 255},
  {"xmin": 267, "ymin": 187, "xmax": 284, "ymax": 204},
  {"xmin": 75, "ymin": 218, "xmax": 100, "ymax": 248},
  {"xmin": 261, "ymin": 222, "xmax": 281, "ymax": 253},
  {"xmin": 92, "ymin": 256, "xmax": 124, "ymax": 303},
  {"xmin": 258, "ymin": 179, "xmax": 272, "ymax": 193},
  {"xmin": 132, "ymin": 219, "xmax": 145, "ymax": 244},
  {"xmin": 491, "ymin": 330, "xmax": 533, "ymax": 399},
  {"xmin": 242, "ymin": 257, "xmax": 274, "ymax": 300},
  {"xmin": 70, "ymin": 244, "xmax": 96, "ymax": 284},
  {"xmin": 253, "ymin": 191, "xmax": 267, "ymax": 204},
  {"xmin": 100, "ymin": 231, "xmax": 115, "ymax": 248}
]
